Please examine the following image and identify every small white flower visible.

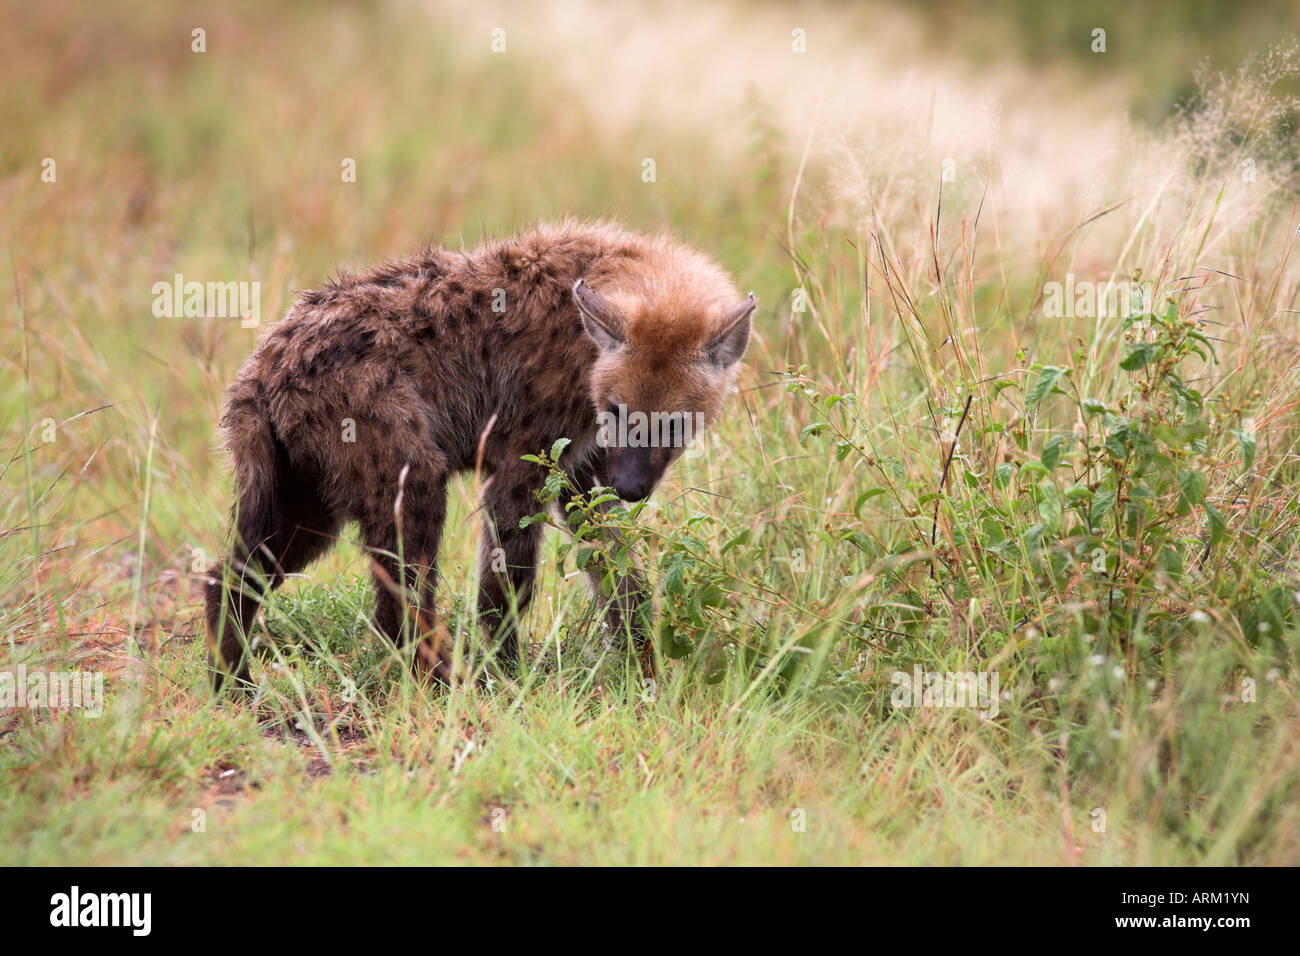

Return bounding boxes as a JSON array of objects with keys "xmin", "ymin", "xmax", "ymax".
[
  {"xmin": 1112, "ymin": 666, "xmax": 1124, "ymax": 680},
  {"xmin": 1190, "ymin": 610, "xmax": 1210, "ymax": 624},
  {"xmin": 1089, "ymin": 654, "xmax": 1105, "ymax": 666}
]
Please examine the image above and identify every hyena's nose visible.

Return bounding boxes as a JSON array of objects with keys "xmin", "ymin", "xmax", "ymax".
[
  {"xmin": 614, "ymin": 478, "xmax": 652, "ymax": 502},
  {"xmin": 612, "ymin": 446, "xmax": 656, "ymax": 501}
]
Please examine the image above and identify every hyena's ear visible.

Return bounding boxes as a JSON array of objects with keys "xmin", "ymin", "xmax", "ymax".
[
  {"xmin": 705, "ymin": 293, "xmax": 756, "ymax": 368},
  {"xmin": 573, "ymin": 279, "xmax": 626, "ymax": 351}
]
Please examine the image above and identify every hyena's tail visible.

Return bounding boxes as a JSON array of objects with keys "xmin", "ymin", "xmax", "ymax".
[
  {"xmin": 204, "ymin": 396, "xmax": 337, "ymax": 692},
  {"xmin": 204, "ymin": 396, "xmax": 279, "ymax": 691}
]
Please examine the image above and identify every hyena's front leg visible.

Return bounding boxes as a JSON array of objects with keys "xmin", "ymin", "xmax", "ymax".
[
  {"xmin": 477, "ymin": 466, "xmax": 544, "ymax": 673},
  {"xmin": 557, "ymin": 458, "xmax": 654, "ymax": 672}
]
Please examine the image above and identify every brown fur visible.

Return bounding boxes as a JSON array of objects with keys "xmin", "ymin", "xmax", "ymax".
[{"xmin": 204, "ymin": 219, "xmax": 753, "ymax": 689}]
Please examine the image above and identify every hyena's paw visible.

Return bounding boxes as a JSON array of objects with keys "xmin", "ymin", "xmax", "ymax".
[
  {"xmin": 411, "ymin": 622, "xmax": 462, "ymax": 686},
  {"xmin": 209, "ymin": 663, "xmax": 256, "ymax": 697}
]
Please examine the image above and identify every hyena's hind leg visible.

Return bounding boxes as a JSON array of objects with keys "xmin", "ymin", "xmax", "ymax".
[
  {"xmin": 555, "ymin": 458, "xmax": 653, "ymax": 672},
  {"xmin": 477, "ymin": 465, "xmax": 545, "ymax": 674},
  {"xmin": 205, "ymin": 446, "xmax": 341, "ymax": 691},
  {"xmin": 361, "ymin": 463, "xmax": 451, "ymax": 682}
]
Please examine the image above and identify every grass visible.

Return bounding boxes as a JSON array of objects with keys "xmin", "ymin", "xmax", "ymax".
[{"xmin": 2, "ymin": 0, "xmax": 1298, "ymax": 865}]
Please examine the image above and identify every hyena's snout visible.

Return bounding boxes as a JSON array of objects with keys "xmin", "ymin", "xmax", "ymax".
[
  {"xmin": 608, "ymin": 444, "xmax": 677, "ymax": 502},
  {"xmin": 610, "ymin": 446, "xmax": 658, "ymax": 501}
]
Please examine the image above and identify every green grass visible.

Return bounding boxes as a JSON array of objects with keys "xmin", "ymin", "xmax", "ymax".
[{"xmin": 2, "ymin": 0, "xmax": 1298, "ymax": 865}]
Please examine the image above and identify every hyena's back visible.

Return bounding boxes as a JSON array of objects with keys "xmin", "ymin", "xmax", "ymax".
[
  {"xmin": 227, "ymin": 224, "xmax": 652, "ymax": 500},
  {"xmin": 223, "ymin": 305, "xmax": 450, "ymax": 525}
]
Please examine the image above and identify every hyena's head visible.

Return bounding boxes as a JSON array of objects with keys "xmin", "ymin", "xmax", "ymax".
[{"xmin": 573, "ymin": 278, "xmax": 755, "ymax": 501}]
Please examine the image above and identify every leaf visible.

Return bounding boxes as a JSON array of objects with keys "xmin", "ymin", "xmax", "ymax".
[
  {"xmin": 1028, "ymin": 365, "xmax": 1068, "ymax": 408},
  {"xmin": 1241, "ymin": 587, "xmax": 1293, "ymax": 649},
  {"xmin": 1119, "ymin": 343, "xmax": 1158, "ymax": 371},
  {"xmin": 1063, "ymin": 482, "xmax": 1092, "ymax": 501},
  {"xmin": 1081, "ymin": 398, "xmax": 1108, "ymax": 415},
  {"xmin": 840, "ymin": 530, "xmax": 872, "ymax": 553},
  {"xmin": 1260, "ymin": 587, "xmax": 1292, "ymax": 640},
  {"xmin": 1105, "ymin": 420, "xmax": 1131, "ymax": 460},
  {"xmin": 1089, "ymin": 489, "xmax": 1116, "ymax": 523},
  {"xmin": 1021, "ymin": 523, "xmax": 1047, "ymax": 551},
  {"xmin": 720, "ymin": 529, "xmax": 750, "ymax": 555},
  {"xmin": 1203, "ymin": 501, "xmax": 1225, "ymax": 545},
  {"xmin": 1036, "ymin": 479, "xmax": 1062, "ymax": 532},
  {"xmin": 1157, "ymin": 545, "xmax": 1184, "ymax": 578},
  {"xmin": 660, "ymin": 626, "xmax": 693, "ymax": 660},
  {"xmin": 994, "ymin": 463, "xmax": 1015, "ymax": 488},
  {"xmin": 1177, "ymin": 469, "xmax": 1208, "ymax": 514},
  {"xmin": 662, "ymin": 554, "xmax": 687, "ymax": 597},
  {"xmin": 1166, "ymin": 375, "xmax": 1203, "ymax": 419},
  {"xmin": 550, "ymin": 436, "xmax": 571, "ymax": 460},
  {"xmin": 1041, "ymin": 434, "xmax": 1065, "ymax": 470},
  {"xmin": 799, "ymin": 422, "xmax": 828, "ymax": 446},
  {"xmin": 1186, "ymin": 328, "xmax": 1219, "ymax": 362},
  {"xmin": 1232, "ymin": 427, "xmax": 1257, "ymax": 472},
  {"xmin": 980, "ymin": 516, "xmax": 1006, "ymax": 545},
  {"xmin": 853, "ymin": 488, "xmax": 889, "ymax": 518}
]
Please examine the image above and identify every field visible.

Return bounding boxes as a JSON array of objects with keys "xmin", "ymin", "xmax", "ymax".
[{"xmin": 3, "ymin": 0, "xmax": 1299, "ymax": 865}]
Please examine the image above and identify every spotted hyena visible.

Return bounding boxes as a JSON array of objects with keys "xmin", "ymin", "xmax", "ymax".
[{"xmin": 205, "ymin": 220, "xmax": 755, "ymax": 689}]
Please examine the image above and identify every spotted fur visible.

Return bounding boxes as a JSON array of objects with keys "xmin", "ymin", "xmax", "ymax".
[{"xmin": 205, "ymin": 219, "xmax": 754, "ymax": 688}]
